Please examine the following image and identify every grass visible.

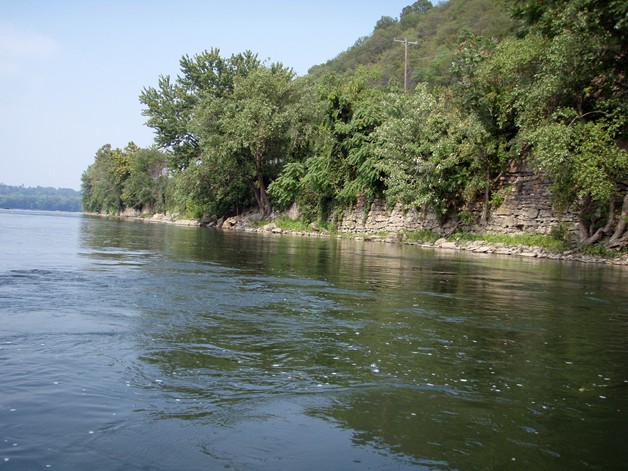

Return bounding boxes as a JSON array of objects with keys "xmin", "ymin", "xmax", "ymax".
[
  {"xmin": 254, "ymin": 217, "xmax": 573, "ymax": 252},
  {"xmin": 577, "ymin": 243, "xmax": 625, "ymax": 258},
  {"xmin": 399, "ymin": 229, "xmax": 567, "ymax": 251},
  {"xmin": 249, "ymin": 215, "xmax": 628, "ymax": 260},
  {"xmin": 404, "ymin": 230, "xmax": 442, "ymax": 244}
]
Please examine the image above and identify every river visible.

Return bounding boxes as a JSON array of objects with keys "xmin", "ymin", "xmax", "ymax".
[{"xmin": 1, "ymin": 209, "xmax": 627, "ymax": 470}]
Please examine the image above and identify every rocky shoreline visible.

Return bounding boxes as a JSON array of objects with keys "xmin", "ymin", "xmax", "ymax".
[
  {"xmin": 109, "ymin": 210, "xmax": 628, "ymax": 267},
  {"xmin": 245, "ymin": 222, "xmax": 628, "ymax": 266}
]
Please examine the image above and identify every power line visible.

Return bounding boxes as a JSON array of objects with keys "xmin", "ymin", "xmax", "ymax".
[{"xmin": 393, "ymin": 37, "xmax": 418, "ymax": 92}]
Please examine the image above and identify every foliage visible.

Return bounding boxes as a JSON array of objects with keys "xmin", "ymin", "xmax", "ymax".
[
  {"xmin": 79, "ymin": 0, "xmax": 627, "ymax": 249},
  {"xmin": 272, "ymin": 216, "xmax": 314, "ymax": 232},
  {"xmin": 139, "ymin": 49, "xmax": 261, "ymax": 170},
  {"xmin": 269, "ymin": 71, "xmax": 389, "ymax": 221},
  {"xmin": 452, "ymin": 231, "xmax": 568, "ymax": 251},
  {"xmin": 0, "ymin": 184, "xmax": 81, "ymax": 212},
  {"xmin": 309, "ymin": 0, "xmax": 515, "ymax": 89},
  {"xmin": 267, "ymin": 161, "xmax": 305, "ymax": 210},
  {"xmin": 122, "ymin": 147, "xmax": 168, "ymax": 212},
  {"xmin": 577, "ymin": 243, "xmax": 625, "ymax": 258},
  {"xmin": 375, "ymin": 85, "xmax": 489, "ymax": 219},
  {"xmin": 192, "ymin": 65, "xmax": 320, "ymax": 216},
  {"xmin": 523, "ymin": 115, "xmax": 628, "ymax": 241},
  {"xmin": 81, "ymin": 144, "xmax": 130, "ymax": 213},
  {"xmin": 499, "ymin": 0, "xmax": 628, "ymax": 244},
  {"xmin": 81, "ymin": 143, "xmax": 168, "ymax": 214}
]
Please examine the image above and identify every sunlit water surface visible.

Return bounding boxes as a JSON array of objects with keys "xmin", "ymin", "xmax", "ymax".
[{"xmin": 1, "ymin": 209, "xmax": 627, "ymax": 470}]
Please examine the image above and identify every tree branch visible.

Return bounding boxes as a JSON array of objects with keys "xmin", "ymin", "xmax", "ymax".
[{"xmin": 567, "ymin": 110, "xmax": 608, "ymax": 128}]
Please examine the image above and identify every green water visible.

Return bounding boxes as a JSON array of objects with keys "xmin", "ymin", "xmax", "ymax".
[{"xmin": 1, "ymin": 210, "xmax": 627, "ymax": 469}]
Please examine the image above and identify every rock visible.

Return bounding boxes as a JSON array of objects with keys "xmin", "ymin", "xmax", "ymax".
[
  {"xmin": 474, "ymin": 245, "xmax": 492, "ymax": 253},
  {"xmin": 223, "ymin": 216, "xmax": 239, "ymax": 229},
  {"xmin": 200, "ymin": 214, "xmax": 217, "ymax": 226},
  {"xmin": 386, "ymin": 232, "xmax": 402, "ymax": 243},
  {"xmin": 525, "ymin": 208, "xmax": 540, "ymax": 219}
]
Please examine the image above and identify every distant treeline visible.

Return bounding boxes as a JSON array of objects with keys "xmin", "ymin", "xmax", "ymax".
[{"xmin": 0, "ymin": 184, "xmax": 82, "ymax": 212}]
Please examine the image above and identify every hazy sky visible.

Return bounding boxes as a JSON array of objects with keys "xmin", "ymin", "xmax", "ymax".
[{"xmin": 0, "ymin": 0, "xmax": 415, "ymax": 190}]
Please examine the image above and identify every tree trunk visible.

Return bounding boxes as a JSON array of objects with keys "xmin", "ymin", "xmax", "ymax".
[
  {"xmin": 578, "ymin": 195, "xmax": 594, "ymax": 241},
  {"xmin": 256, "ymin": 164, "xmax": 270, "ymax": 216},
  {"xmin": 581, "ymin": 198, "xmax": 615, "ymax": 246},
  {"xmin": 250, "ymin": 181, "xmax": 262, "ymax": 210},
  {"xmin": 609, "ymin": 192, "xmax": 628, "ymax": 245},
  {"xmin": 480, "ymin": 165, "xmax": 490, "ymax": 229}
]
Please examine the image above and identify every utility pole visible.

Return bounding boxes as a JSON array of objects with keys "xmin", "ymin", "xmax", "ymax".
[{"xmin": 393, "ymin": 37, "xmax": 418, "ymax": 93}]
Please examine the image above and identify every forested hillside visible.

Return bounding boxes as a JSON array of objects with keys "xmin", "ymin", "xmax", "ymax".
[
  {"xmin": 0, "ymin": 184, "xmax": 81, "ymax": 212},
  {"xmin": 308, "ymin": 0, "xmax": 516, "ymax": 89},
  {"xmin": 81, "ymin": 0, "xmax": 628, "ymax": 249}
]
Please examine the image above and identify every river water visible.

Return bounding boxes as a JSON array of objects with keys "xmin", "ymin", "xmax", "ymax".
[{"xmin": 1, "ymin": 209, "xmax": 627, "ymax": 470}]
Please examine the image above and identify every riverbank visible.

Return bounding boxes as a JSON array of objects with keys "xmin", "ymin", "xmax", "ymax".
[
  {"xmin": 243, "ymin": 222, "xmax": 628, "ymax": 266},
  {"xmin": 105, "ymin": 210, "xmax": 628, "ymax": 266}
]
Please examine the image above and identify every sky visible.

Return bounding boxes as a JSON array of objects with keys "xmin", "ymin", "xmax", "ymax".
[{"xmin": 0, "ymin": 0, "xmax": 415, "ymax": 190}]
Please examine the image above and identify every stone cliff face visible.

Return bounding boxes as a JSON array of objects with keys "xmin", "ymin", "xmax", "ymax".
[
  {"xmin": 483, "ymin": 163, "xmax": 579, "ymax": 236},
  {"xmin": 338, "ymin": 162, "xmax": 579, "ymax": 238}
]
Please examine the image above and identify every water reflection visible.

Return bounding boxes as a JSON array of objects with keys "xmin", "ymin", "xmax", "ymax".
[{"xmin": 76, "ymin": 215, "xmax": 628, "ymax": 469}]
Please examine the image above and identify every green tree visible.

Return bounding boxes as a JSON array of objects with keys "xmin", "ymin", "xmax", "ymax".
[
  {"xmin": 192, "ymin": 65, "xmax": 318, "ymax": 216},
  {"xmin": 502, "ymin": 0, "xmax": 628, "ymax": 246},
  {"xmin": 0, "ymin": 184, "xmax": 81, "ymax": 212},
  {"xmin": 139, "ymin": 49, "xmax": 261, "ymax": 171},
  {"xmin": 268, "ymin": 72, "xmax": 389, "ymax": 222},
  {"xmin": 81, "ymin": 142, "xmax": 144, "ymax": 214},
  {"xmin": 81, "ymin": 144, "xmax": 126, "ymax": 213},
  {"xmin": 401, "ymin": 0, "xmax": 433, "ymax": 17},
  {"xmin": 375, "ymin": 85, "xmax": 489, "ymax": 224},
  {"xmin": 320, "ymin": 71, "xmax": 389, "ymax": 206},
  {"xmin": 523, "ymin": 114, "xmax": 628, "ymax": 245},
  {"xmin": 122, "ymin": 147, "xmax": 168, "ymax": 212}
]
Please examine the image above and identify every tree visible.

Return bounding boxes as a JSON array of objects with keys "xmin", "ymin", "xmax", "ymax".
[
  {"xmin": 0, "ymin": 184, "xmax": 81, "ymax": 212},
  {"xmin": 505, "ymin": 0, "xmax": 627, "ymax": 121},
  {"xmin": 81, "ymin": 142, "xmax": 154, "ymax": 214},
  {"xmin": 192, "ymin": 65, "xmax": 318, "ymax": 216},
  {"xmin": 81, "ymin": 144, "xmax": 130, "ymax": 213},
  {"xmin": 523, "ymin": 114, "xmax": 628, "ymax": 245},
  {"xmin": 502, "ymin": 0, "xmax": 628, "ymax": 246},
  {"xmin": 375, "ymin": 85, "xmax": 489, "ymax": 224},
  {"xmin": 122, "ymin": 147, "xmax": 168, "ymax": 212},
  {"xmin": 319, "ymin": 71, "xmax": 389, "ymax": 206},
  {"xmin": 268, "ymin": 71, "xmax": 390, "ymax": 222},
  {"xmin": 374, "ymin": 16, "xmax": 397, "ymax": 30},
  {"xmin": 401, "ymin": 0, "xmax": 433, "ymax": 17},
  {"xmin": 139, "ymin": 49, "xmax": 261, "ymax": 171}
]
